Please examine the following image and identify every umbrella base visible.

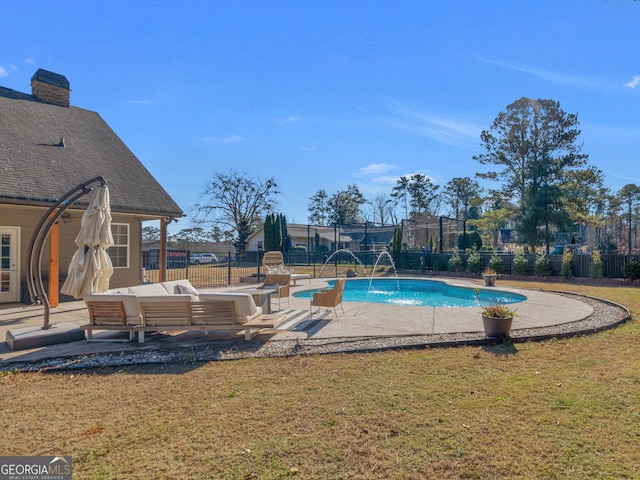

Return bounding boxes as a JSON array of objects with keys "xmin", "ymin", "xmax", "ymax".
[{"xmin": 6, "ymin": 322, "xmax": 84, "ymax": 351}]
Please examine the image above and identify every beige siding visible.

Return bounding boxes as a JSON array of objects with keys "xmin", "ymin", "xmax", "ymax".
[{"xmin": 0, "ymin": 204, "xmax": 144, "ymax": 302}]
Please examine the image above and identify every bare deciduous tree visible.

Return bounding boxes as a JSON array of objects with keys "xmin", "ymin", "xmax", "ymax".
[{"xmin": 194, "ymin": 170, "xmax": 280, "ymax": 252}]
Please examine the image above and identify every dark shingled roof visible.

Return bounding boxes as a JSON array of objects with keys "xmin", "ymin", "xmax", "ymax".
[{"xmin": 0, "ymin": 85, "xmax": 184, "ymax": 217}]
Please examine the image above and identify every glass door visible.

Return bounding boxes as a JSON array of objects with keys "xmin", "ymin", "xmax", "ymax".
[{"xmin": 0, "ymin": 227, "xmax": 20, "ymax": 303}]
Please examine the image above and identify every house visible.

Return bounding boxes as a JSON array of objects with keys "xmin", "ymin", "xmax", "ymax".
[
  {"xmin": 0, "ymin": 69, "xmax": 184, "ymax": 304},
  {"xmin": 247, "ymin": 223, "xmax": 396, "ymax": 252}
]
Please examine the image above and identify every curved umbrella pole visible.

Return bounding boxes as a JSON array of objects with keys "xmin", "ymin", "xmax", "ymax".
[{"xmin": 26, "ymin": 175, "xmax": 107, "ymax": 329}]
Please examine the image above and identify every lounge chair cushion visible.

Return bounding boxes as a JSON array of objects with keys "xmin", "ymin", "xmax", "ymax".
[
  {"xmin": 178, "ymin": 283, "xmax": 199, "ymax": 295},
  {"xmin": 129, "ymin": 283, "xmax": 169, "ymax": 296},
  {"xmin": 198, "ymin": 292, "xmax": 262, "ymax": 323},
  {"xmin": 267, "ymin": 264, "xmax": 291, "ymax": 275},
  {"xmin": 161, "ymin": 279, "xmax": 199, "ymax": 296}
]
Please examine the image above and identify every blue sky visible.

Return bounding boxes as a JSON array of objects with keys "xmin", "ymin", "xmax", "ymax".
[{"xmin": 2, "ymin": 1, "xmax": 639, "ymax": 234}]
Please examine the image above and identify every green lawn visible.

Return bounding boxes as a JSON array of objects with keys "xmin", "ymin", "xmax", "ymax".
[{"xmin": 1, "ymin": 280, "xmax": 639, "ymax": 479}]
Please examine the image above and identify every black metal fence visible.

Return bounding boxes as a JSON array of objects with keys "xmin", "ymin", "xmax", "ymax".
[
  {"xmin": 144, "ymin": 249, "xmax": 640, "ymax": 289},
  {"xmin": 397, "ymin": 251, "xmax": 640, "ymax": 279}
]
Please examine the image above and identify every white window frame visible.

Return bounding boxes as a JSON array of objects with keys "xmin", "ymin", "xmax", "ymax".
[{"xmin": 109, "ymin": 223, "xmax": 130, "ymax": 268}]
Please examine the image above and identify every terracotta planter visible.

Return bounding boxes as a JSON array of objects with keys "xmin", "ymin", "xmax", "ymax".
[
  {"xmin": 482, "ymin": 314, "xmax": 513, "ymax": 339},
  {"xmin": 483, "ymin": 274, "xmax": 497, "ymax": 286}
]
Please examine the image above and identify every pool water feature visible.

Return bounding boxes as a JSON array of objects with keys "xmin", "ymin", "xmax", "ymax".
[{"xmin": 294, "ymin": 278, "xmax": 526, "ymax": 307}]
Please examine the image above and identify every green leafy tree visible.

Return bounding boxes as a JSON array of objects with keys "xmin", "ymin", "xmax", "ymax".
[
  {"xmin": 474, "ymin": 97, "xmax": 590, "ymax": 250},
  {"xmin": 195, "ymin": 170, "xmax": 280, "ymax": 252},
  {"xmin": 443, "ymin": 177, "xmax": 482, "ymax": 221},
  {"xmin": 308, "ymin": 189, "xmax": 329, "ymax": 226},
  {"xmin": 169, "ymin": 227, "xmax": 209, "ymax": 251},
  {"xmin": 328, "ymin": 184, "xmax": 366, "ymax": 224},
  {"xmin": 618, "ymin": 184, "xmax": 640, "ymax": 254},
  {"xmin": 392, "ymin": 225, "xmax": 403, "ymax": 254},
  {"xmin": 391, "ymin": 176, "xmax": 410, "ymax": 219},
  {"xmin": 561, "ymin": 248, "xmax": 573, "ymax": 279},
  {"xmin": 211, "ymin": 226, "xmax": 224, "ymax": 243},
  {"xmin": 589, "ymin": 249, "xmax": 603, "ymax": 280},
  {"xmin": 407, "ymin": 174, "xmax": 439, "ymax": 216},
  {"xmin": 142, "ymin": 226, "xmax": 160, "ymax": 241},
  {"xmin": 263, "ymin": 214, "xmax": 272, "ymax": 251},
  {"xmin": 457, "ymin": 231, "xmax": 482, "ymax": 251},
  {"xmin": 279, "ymin": 213, "xmax": 289, "ymax": 252},
  {"xmin": 263, "ymin": 213, "xmax": 281, "ymax": 251}
]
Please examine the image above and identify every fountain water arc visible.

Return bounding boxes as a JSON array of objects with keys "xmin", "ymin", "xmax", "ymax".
[{"xmin": 317, "ymin": 248, "xmax": 369, "ymax": 278}]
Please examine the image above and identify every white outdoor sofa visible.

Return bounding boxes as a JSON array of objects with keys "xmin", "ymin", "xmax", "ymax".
[{"xmin": 82, "ymin": 280, "xmax": 286, "ymax": 343}]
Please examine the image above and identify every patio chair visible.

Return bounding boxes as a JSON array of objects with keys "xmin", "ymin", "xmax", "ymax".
[
  {"xmin": 310, "ymin": 278, "xmax": 346, "ymax": 320},
  {"xmin": 261, "ymin": 251, "xmax": 311, "ymax": 285},
  {"xmin": 258, "ymin": 273, "xmax": 291, "ymax": 311}
]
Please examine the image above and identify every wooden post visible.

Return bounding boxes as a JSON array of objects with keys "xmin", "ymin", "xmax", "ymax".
[
  {"xmin": 160, "ymin": 217, "xmax": 168, "ymax": 282},
  {"xmin": 49, "ymin": 221, "xmax": 59, "ymax": 307}
]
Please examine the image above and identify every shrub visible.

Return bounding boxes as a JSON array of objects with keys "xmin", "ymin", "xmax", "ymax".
[
  {"xmin": 448, "ymin": 251, "xmax": 463, "ymax": 272},
  {"xmin": 513, "ymin": 251, "xmax": 527, "ymax": 275},
  {"xmin": 561, "ymin": 248, "xmax": 573, "ymax": 279},
  {"xmin": 392, "ymin": 226, "xmax": 403, "ymax": 255},
  {"xmin": 467, "ymin": 248, "xmax": 482, "ymax": 274},
  {"xmin": 624, "ymin": 260, "xmax": 640, "ymax": 281},
  {"xmin": 488, "ymin": 253, "xmax": 503, "ymax": 274},
  {"xmin": 534, "ymin": 253, "xmax": 551, "ymax": 277},
  {"xmin": 481, "ymin": 303, "xmax": 518, "ymax": 319},
  {"xmin": 457, "ymin": 231, "xmax": 482, "ymax": 251},
  {"xmin": 589, "ymin": 249, "xmax": 604, "ymax": 280}
]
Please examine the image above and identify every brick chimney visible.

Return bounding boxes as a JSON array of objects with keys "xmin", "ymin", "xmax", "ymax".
[{"xmin": 30, "ymin": 69, "xmax": 71, "ymax": 107}]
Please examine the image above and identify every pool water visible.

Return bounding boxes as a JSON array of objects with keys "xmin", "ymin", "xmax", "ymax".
[{"xmin": 294, "ymin": 278, "xmax": 526, "ymax": 307}]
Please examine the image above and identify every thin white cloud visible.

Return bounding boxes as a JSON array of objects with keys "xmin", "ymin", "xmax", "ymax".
[
  {"xmin": 370, "ymin": 175, "xmax": 401, "ymax": 184},
  {"xmin": 0, "ymin": 66, "xmax": 8, "ymax": 77},
  {"xmin": 601, "ymin": 170, "xmax": 640, "ymax": 183},
  {"xmin": 203, "ymin": 134, "xmax": 246, "ymax": 143},
  {"xmin": 130, "ymin": 99, "xmax": 152, "ymax": 105},
  {"xmin": 300, "ymin": 145, "xmax": 316, "ymax": 151},
  {"xmin": 371, "ymin": 171, "xmax": 435, "ymax": 185},
  {"xmin": 360, "ymin": 163, "xmax": 399, "ymax": 175},
  {"xmin": 372, "ymin": 100, "xmax": 482, "ymax": 147},
  {"xmin": 275, "ymin": 115, "xmax": 299, "ymax": 126},
  {"xmin": 623, "ymin": 75, "xmax": 640, "ymax": 89},
  {"xmin": 24, "ymin": 58, "xmax": 35, "ymax": 65},
  {"xmin": 476, "ymin": 56, "xmax": 600, "ymax": 88}
]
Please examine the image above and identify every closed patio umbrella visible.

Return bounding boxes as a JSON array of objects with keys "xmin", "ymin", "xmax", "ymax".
[{"xmin": 61, "ymin": 185, "xmax": 114, "ymax": 299}]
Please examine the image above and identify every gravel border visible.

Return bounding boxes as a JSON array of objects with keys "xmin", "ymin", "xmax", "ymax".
[{"xmin": 0, "ymin": 292, "xmax": 630, "ymax": 373}]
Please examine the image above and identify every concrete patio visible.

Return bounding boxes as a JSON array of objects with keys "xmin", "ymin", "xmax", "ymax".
[{"xmin": 0, "ymin": 277, "xmax": 608, "ymax": 367}]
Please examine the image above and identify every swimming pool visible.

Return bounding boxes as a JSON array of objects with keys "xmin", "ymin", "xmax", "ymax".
[{"xmin": 294, "ymin": 278, "xmax": 527, "ymax": 307}]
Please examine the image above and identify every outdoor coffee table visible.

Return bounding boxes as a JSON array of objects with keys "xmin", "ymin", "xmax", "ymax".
[{"xmin": 242, "ymin": 313, "xmax": 287, "ymax": 340}]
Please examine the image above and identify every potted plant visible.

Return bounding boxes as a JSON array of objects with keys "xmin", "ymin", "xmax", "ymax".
[
  {"xmin": 482, "ymin": 267, "xmax": 497, "ymax": 286},
  {"xmin": 481, "ymin": 303, "xmax": 518, "ymax": 339}
]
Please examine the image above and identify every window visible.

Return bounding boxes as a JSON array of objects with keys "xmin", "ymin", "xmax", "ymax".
[{"xmin": 109, "ymin": 223, "xmax": 129, "ymax": 268}]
